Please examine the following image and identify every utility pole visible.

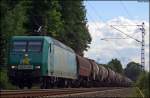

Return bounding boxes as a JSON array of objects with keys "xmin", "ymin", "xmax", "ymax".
[
  {"xmin": 101, "ymin": 22, "xmax": 145, "ymax": 71},
  {"xmin": 139, "ymin": 22, "xmax": 145, "ymax": 70}
]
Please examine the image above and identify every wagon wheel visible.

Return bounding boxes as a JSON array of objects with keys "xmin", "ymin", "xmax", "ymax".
[
  {"xmin": 19, "ymin": 84, "xmax": 24, "ymax": 89},
  {"xmin": 40, "ymin": 78, "xmax": 47, "ymax": 89},
  {"xmin": 27, "ymin": 83, "xmax": 32, "ymax": 89}
]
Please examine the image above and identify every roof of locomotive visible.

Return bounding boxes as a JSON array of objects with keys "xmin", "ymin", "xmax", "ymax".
[{"xmin": 12, "ymin": 36, "xmax": 75, "ymax": 53}]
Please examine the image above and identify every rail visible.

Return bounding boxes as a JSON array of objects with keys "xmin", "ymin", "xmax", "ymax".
[{"xmin": 0, "ymin": 87, "xmax": 123, "ymax": 98}]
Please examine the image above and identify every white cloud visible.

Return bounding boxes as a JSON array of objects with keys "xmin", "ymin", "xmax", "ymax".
[{"xmin": 84, "ymin": 16, "xmax": 149, "ymax": 71}]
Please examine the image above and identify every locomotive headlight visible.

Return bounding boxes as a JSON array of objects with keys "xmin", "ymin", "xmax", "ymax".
[
  {"xmin": 11, "ymin": 66, "xmax": 16, "ymax": 69},
  {"xmin": 25, "ymin": 54, "xmax": 28, "ymax": 57},
  {"xmin": 35, "ymin": 66, "xmax": 40, "ymax": 69}
]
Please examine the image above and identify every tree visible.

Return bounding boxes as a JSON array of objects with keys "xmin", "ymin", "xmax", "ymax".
[
  {"xmin": 0, "ymin": 0, "xmax": 28, "ymax": 66},
  {"xmin": 26, "ymin": 0, "xmax": 64, "ymax": 36},
  {"xmin": 46, "ymin": 0, "xmax": 64, "ymax": 40},
  {"xmin": 59, "ymin": 0, "xmax": 91, "ymax": 55},
  {"xmin": 107, "ymin": 58, "xmax": 123, "ymax": 74},
  {"xmin": 124, "ymin": 62, "xmax": 143, "ymax": 81}
]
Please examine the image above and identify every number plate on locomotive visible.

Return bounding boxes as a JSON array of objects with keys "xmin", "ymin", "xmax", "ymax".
[{"xmin": 18, "ymin": 65, "xmax": 33, "ymax": 69}]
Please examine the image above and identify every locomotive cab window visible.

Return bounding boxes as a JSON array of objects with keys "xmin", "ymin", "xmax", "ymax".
[
  {"xmin": 28, "ymin": 41, "xmax": 42, "ymax": 52},
  {"xmin": 12, "ymin": 41, "xmax": 27, "ymax": 52},
  {"xmin": 49, "ymin": 44, "xmax": 51, "ymax": 52}
]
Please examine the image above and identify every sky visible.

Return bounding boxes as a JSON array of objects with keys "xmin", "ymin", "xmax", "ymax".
[{"xmin": 83, "ymin": 1, "xmax": 149, "ymax": 71}]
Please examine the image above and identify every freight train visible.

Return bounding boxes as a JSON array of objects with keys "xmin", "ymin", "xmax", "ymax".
[{"xmin": 8, "ymin": 36, "xmax": 132, "ymax": 89}]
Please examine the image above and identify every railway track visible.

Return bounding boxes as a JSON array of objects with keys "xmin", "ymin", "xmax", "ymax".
[{"xmin": 0, "ymin": 87, "xmax": 126, "ymax": 98}]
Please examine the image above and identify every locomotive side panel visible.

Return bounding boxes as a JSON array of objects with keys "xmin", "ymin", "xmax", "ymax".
[{"xmin": 52, "ymin": 40, "xmax": 77, "ymax": 79}]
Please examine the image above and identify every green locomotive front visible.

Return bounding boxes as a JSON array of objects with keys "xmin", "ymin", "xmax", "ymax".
[{"xmin": 8, "ymin": 36, "xmax": 77, "ymax": 89}]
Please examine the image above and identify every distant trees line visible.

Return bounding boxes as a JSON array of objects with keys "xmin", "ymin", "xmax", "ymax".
[
  {"xmin": 107, "ymin": 58, "xmax": 149, "ymax": 97},
  {"xmin": 105, "ymin": 58, "xmax": 143, "ymax": 81}
]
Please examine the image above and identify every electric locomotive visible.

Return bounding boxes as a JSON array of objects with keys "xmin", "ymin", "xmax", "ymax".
[{"xmin": 8, "ymin": 36, "xmax": 77, "ymax": 89}]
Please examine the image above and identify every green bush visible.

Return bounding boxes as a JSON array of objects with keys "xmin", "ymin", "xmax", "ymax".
[
  {"xmin": 136, "ymin": 72, "xmax": 149, "ymax": 98},
  {"xmin": 0, "ymin": 68, "xmax": 17, "ymax": 89}
]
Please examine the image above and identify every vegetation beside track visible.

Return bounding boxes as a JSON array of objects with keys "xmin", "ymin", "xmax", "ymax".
[
  {"xmin": 132, "ymin": 71, "xmax": 149, "ymax": 98},
  {"xmin": 0, "ymin": 68, "xmax": 17, "ymax": 90}
]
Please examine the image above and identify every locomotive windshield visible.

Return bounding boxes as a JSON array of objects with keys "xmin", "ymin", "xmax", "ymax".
[
  {"xmin": 28, "ymin": 41, "xmax": 42, "ymax": 52},
  {"xmin": 12, "ymin": 40, "xmax": 42, "ymax": 52},
  {"xmin": 12, "ymin": 41, "xmax": 27, "ymax": 52}
]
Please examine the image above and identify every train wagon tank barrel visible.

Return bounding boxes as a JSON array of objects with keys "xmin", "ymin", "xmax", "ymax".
[
  {"xmin": 97, "ymin": 65, "xmax": 109, "ymax": 82},
  {"xmin": 88, "ymin": 59, "xmax": 99, "ymax": 80},
  {"xmin": 76, "ymin": 55, "xmax": 92, "ymax": 77}
]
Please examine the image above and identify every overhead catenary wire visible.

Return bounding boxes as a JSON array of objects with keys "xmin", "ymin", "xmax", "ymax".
[
  {"xmin": 87, "ymin": 1, "xmax": 139, "ymax": 40},
  {"xmin": 86, "ymin": 1, "xmax": 145, "ymax": 69},
  {"xmin": 86, "ymin": 12, "xmax": 102, "ymax": 35},
  {"xmin": 120, "ymin": 1, "xmax": 139, "ymax": 25},
  {"xmin": 118, "ymin": 1, "xmax": 140, "ymax": 38},
  {"xmin": 110, "ymin": 25, "xmax": 139, "ymax": 26},
  {"xmin": 108, "ymin": 23, "xmax": 145, "ymax": 70},
  {"xmin": 120, "ymin": 1, "xmax": 134, "ymax": 20},
  {"xmin": 101, "ymin": 39, "xmax": 129, "ymax": 64},
  {"xmin": 87, "ymin": 1, "xmax": 104, "ymax": 23},
  {"xmin": 86, "ymin": 1, "xmax": 143, "ymax": 44},
  {"xmin": 101, "ymin": 37, "xmax": 129, "ymax": 40},
  {"xmin": 86, "ymin": 2, "xmax": 103, "ymax": 34},
  {"xmin": 87, "ymin": 2, "xmax": 132, "ymax": 63},
  {"xmin": 110, "ymin": 25, "xmax": 141, "ymax": 43}
]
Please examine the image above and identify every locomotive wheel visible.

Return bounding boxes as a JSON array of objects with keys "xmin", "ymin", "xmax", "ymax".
[
  {"xmin": 40, "ymin": 85, "xmax": 44, "ymax": 89},
  {"xmin": 57, "ymin": 79, "xmax": 64, "ymax": 88},
  {"xmin": 64, "ymin": 80, "xmax": 68, "ymax": 88},
  {"xmin": 40, "ymin": 83, "xmax": 47, "ymax": 89},
  {"xmin": 19, "ymin": 84, "xmax": 24, "ymax": 89},
  {"xmin": 67, "ymin": 80, "xmax": 73, "ymax": 88},
  {"xmin": 40, "ymin": 78, "xmax": 47, "ymax": 89},
  {"xmin": 41, "ymin": 77, "xmax": 54, "ymax": 89},
  {"xmin": 27, "ymin": 83, "xmax": 32, "ymax": 89},
  {"xmin": 76, "ymin": 81, "xmax": 81, "ymax": 88},
  {"xmin": 83, "ymin": 80, "xmax": 87, "ymax": 87},
  {"xmin": 26, "ymin": 79, "xmax": 32, "ymax": 89}
]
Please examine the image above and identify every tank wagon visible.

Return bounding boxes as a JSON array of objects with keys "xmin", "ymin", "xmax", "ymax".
[
  {"xmin": 8, "ymin": 36, "xmax": 132, "ymax": 89},
  {"xmin": 75, "ymin": 55, "xmax": 92, "ymax": 87}
]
